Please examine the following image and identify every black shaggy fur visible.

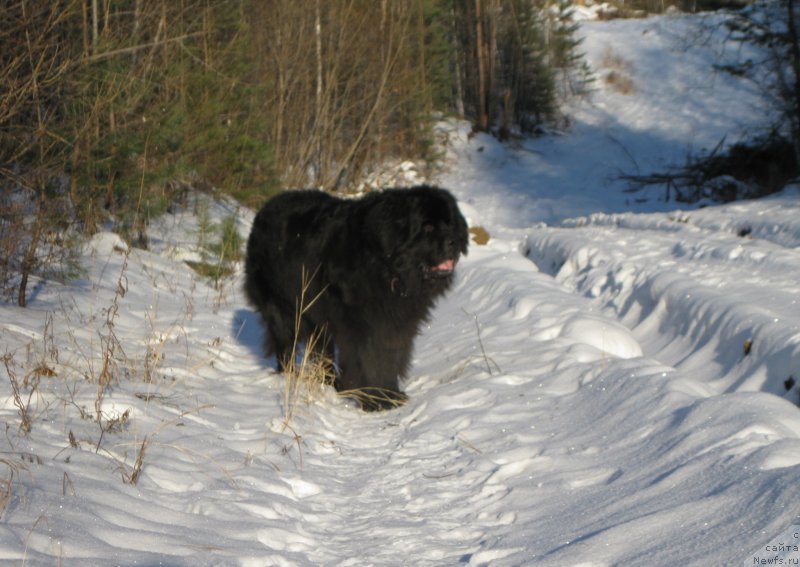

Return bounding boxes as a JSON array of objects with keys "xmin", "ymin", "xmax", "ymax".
[{"xmin": 244, "ymin": 185, "xmax": 468, "ymax": 411}]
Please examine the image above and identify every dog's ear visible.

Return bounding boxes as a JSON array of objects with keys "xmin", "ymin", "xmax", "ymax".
[{"xmin": 362, "ymin": 195, "xmax": 416, "ymax": 260}]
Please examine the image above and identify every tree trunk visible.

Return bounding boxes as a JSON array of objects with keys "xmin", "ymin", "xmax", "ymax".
[
  {"xmin": 91, "ymin": 0, "xmax": 99, "ymax": 53},
  {"xmin": 488, "ymin": 0, "xmax": 498, "ymax": 124},
  {"xmin": 475, "ymin": 0, "xmax": 489, "ymax": 131},
  {"xmin": 18, "ymin": 193, "xmax": 46, "ymax": 308},
  {"xmin": 314, "ymin": 0, "xmax": 324, "ymax": 187},
  {"xmin": 787, "ymin": 0, "xmax": 800, "ymax": 166},
  {"xmin": 451, "ymin": 4, "xmax": 465, "ymax": 117}
]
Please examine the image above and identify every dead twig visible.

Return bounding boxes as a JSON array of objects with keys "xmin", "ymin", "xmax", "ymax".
[{"xmin": 3, "ymin": 355, "xmax": 33, "ymax": 434}]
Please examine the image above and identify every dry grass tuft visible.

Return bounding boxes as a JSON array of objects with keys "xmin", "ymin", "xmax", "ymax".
[
  {"xmin": 600, "ymin": 47, "xmax": 635, "ymax": 95},
  {"xmin": 336, "ymin": 387, "xmax": 408, "ymax": 411},
  {"xmin": 124, "ymin": 437, "xmax": 149, "ymax": 485},
  {"xmin": 282, "ymin": 330, "xmax": 337, "ymax": 424},
  {"xmin": 94, "ymin": 247, "xmax": 128, "ymax": 421},
  {"xmin": 281, "ymin": 267, "xmax": 336, "ymax": 426},
  {"xmin": 3, "ymin": 354, "xmax": 34, "ymax": 434},
  {"xmin": 0, "ymin": 456, "xmax": 26, "ymax": 516}
]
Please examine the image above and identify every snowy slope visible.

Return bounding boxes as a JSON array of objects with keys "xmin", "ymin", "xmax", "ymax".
[
  {"xmin": 2, "ymin": 8, "xmax": 800, "ymax": 567},
  {"xmin": 442, "ymin": 11, "xmax": 774, "ymax": 228},
  {"xmin": 525, "ymin": 189, "xmax": 800, "ymax": 398}
]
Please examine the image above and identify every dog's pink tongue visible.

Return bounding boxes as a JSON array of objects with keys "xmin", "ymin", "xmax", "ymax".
[{"xmin": 435, "ymin": 259, "xmax": 455, "ymax": 272}]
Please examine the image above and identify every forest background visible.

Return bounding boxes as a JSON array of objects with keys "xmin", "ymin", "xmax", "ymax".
[
  {"xmin": 1, "ymin": 0, "xmax": 797, "ymax": 307},
  {"xmin": 1, "ymin": 0, "xmax": 592, "ymax": 305}
]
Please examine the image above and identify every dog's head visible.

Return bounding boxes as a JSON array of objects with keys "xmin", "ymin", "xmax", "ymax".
[{"xmin": 365, "ymin": 185, "xmax": 468, "ymax": 297}]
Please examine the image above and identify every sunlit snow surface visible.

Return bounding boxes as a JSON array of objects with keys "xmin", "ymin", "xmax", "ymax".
[{"xmin": 2, "ymin": 8, "xmax": 800, "ymax": 567}]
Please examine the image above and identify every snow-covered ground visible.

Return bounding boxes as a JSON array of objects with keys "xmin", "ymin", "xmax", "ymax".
[{"xmin": 2, "ymin": 8, "xmax": 800, "ymax": 567}]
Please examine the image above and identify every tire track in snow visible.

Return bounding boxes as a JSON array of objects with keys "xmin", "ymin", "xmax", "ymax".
[{"xmin": 524, "ymin": 207, "xmax": 800, "ymax": 401}]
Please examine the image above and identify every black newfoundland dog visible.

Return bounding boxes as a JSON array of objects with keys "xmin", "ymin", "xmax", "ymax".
[{"xmin": 244, "ymin": 185, "xmax": 468, "ymax": 411}]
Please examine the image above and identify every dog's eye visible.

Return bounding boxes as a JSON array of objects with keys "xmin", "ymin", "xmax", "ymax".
[{"xmin": 423, "ymin": 223, "xmax": 435, "ymax": 233}]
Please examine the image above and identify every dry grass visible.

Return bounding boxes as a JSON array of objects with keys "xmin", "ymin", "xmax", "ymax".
[
  {"xmin": 2, "ymin": 252, "xmax": 199, "ymax": 491},
  {"xmin": 3, "ymin": 354, "xmax": 34, "ymax": 434},
  {"xmin": 0, "ymin": 187, "xmax": 245, "ymax": 499},
  {"xmin": 461, "ymin": 310, "xmax": 501, "ymax": 377},
  {"xmin": 336, "ymin": 387, "xmax": 409, "ymax": 411},
  {"xmin": 123, "ymin": 437, "xmax": 149, "ymax": 485},
  {"xmin": 601, "ymin": 47, "xmax": 635, "ymax": 95},
  {"xmin": 281, "ymin": 267, "xmax": 336, "ymax": 426},
  {"xmin": 282, "ymin": 329, "xmax": 337, "ymax": 423},
  {"xmin": 93, "ymin": 246, "xmax": 128, "ymax": 421},
  {"xmin": 0, "ymin": 455, "xmax": 26, "ymax": 517},
  {"xmin": 276, "ymin": 267, "xmax": 416, "ymax": 415}
]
